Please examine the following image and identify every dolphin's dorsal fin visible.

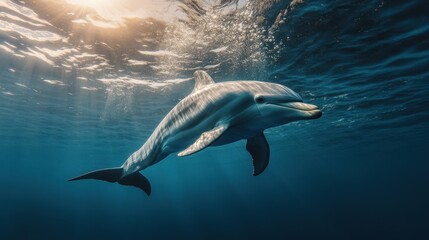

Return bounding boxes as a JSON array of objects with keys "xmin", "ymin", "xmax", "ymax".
[
  {"xmin": 246, "ymin": 132, "xmax": 270, "ymax": 176},
  {"xmin": 178, "ymin": 124, "xmax": 227, "ymax": 157},
  {"xmin": 192, "ymin": 70, "xmax": 215, "ymax": 93}
]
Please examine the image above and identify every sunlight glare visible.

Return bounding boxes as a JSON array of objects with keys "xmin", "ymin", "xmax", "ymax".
[
  {"xmin": 65, "ymin": 0, "xmax": 179, "ymax": 22},
  {"xmin": 66, "ymin": 0, "xmax": 115, "ymax": 11},
  {"xmin": 65, "ymin": 0, "xmax": 126, "ymax": 22}
]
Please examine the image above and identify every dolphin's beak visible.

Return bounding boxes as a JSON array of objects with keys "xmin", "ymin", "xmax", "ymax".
[{"xmin": 274, "ymin": 102, "xmax": 322, "ymax": 119}]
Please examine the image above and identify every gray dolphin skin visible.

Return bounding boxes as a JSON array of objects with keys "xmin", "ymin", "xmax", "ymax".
[{"xmin": 70, "ymin": 71, "xmax": 322, "ymax": 196}]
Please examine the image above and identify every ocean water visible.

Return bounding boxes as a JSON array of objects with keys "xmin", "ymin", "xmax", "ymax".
[{"xmin": 0, "ymin": 0, "xmax": 428, "ymax": 239}]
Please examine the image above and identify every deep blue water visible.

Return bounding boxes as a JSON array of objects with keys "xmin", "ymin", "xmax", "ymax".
[{"xmin": 1, "ymin": 0, "xmax": 428, "ymax": 239}]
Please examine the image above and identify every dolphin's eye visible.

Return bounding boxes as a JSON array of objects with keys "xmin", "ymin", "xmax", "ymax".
[{"xmin": 255, "ymin": 96, "xmax": 265, "ymax": 103}]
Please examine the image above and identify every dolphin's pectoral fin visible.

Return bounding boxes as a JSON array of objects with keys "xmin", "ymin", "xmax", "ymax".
[
  {"xmin": 246, "ymin": 132, "xmax": 270, "ymax": 176},
  {"xmin": 178, "ymin": 124, "xmax": 228, "ymax": 157},
  {"xmin": 118, "ymin": 172, "xmax": 151, "ymax": 196},
  {"xmin": 192, "ymin": 70, "xmax": 215, "ymax": 93}
]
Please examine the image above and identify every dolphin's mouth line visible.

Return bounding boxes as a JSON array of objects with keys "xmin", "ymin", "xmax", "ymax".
[{"xmin": 269, "ymin": 102, "xmax": 320, "ymax": 112}]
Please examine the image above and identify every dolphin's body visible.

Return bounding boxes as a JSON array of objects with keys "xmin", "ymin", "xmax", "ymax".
[{"xmin": 70, "ymin": 71, "xmax": 322, "ymax": 195}]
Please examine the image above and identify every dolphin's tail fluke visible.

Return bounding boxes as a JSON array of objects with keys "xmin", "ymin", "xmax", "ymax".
[
  {"xmin": 69, "ymin": 168, "xmax": 151, "ymax": 196},
  {"xmin": 118, "ymin": 172, "xmax": 151, "ymax": 196},
  {"xmin": 69, "ymin": 167, "xmax": 123, "ymax": 182}
]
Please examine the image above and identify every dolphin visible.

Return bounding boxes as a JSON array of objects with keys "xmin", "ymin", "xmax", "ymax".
[{"xmin": 70, "ymin": 70, "xmax": 322, "ymax": 195}]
